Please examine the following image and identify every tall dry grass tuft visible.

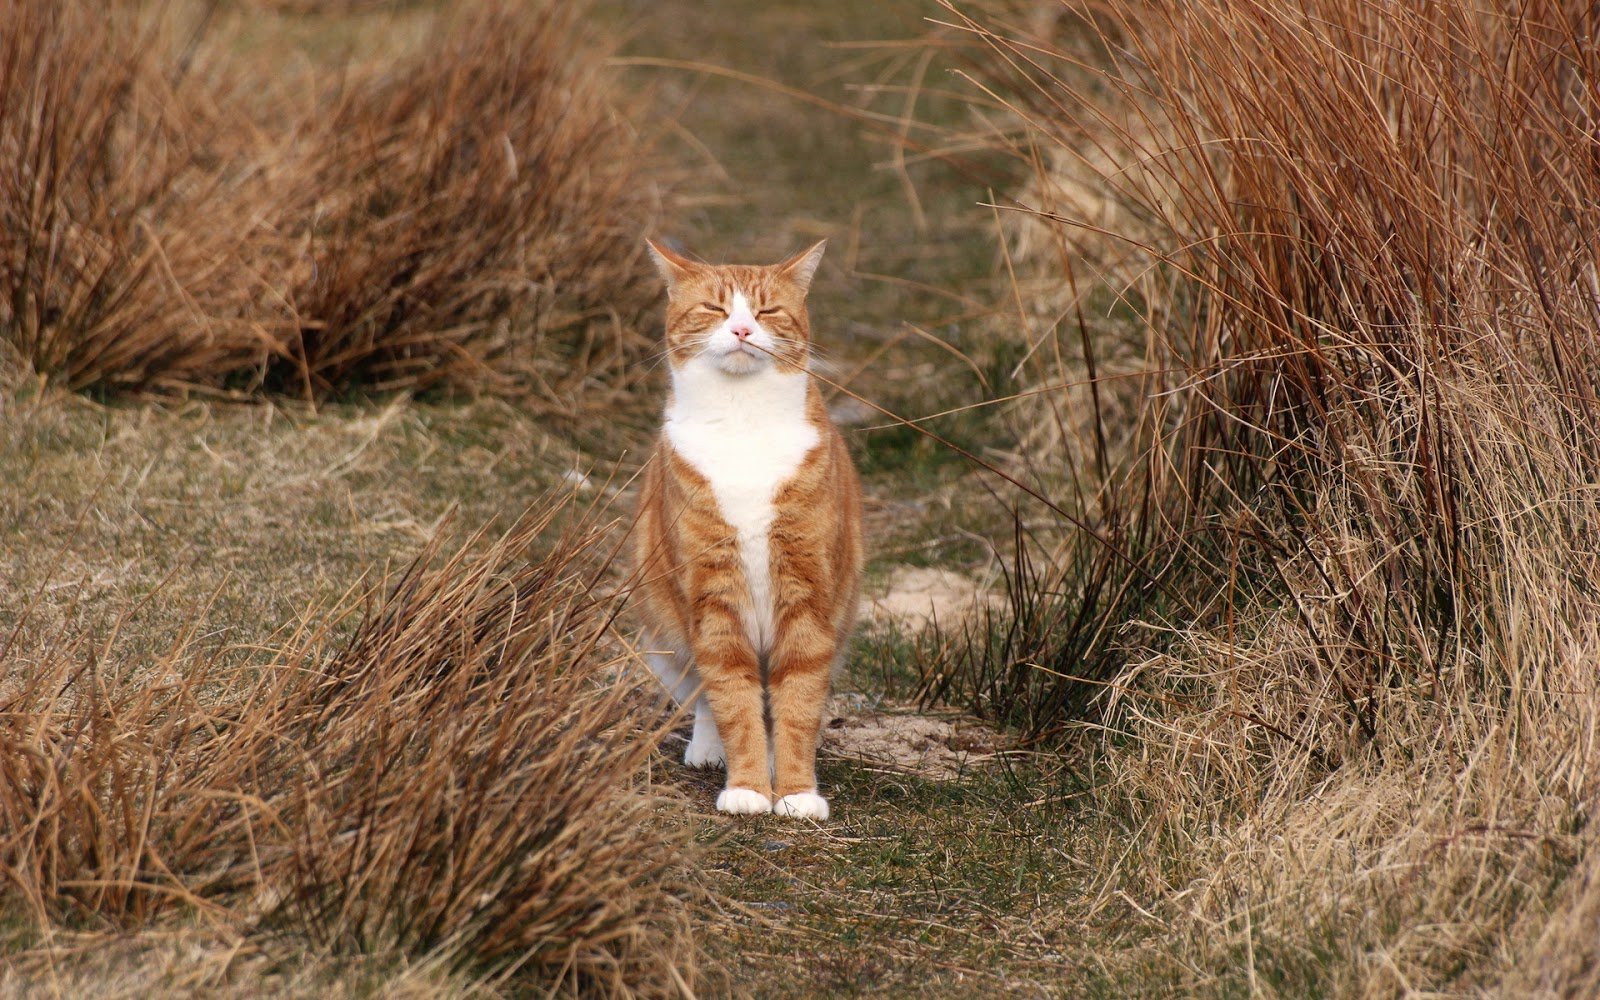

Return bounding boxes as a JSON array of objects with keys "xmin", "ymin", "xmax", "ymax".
[
  {"xmin": 0, "ymin": 612, "xmax": 264, "ymax": 929},
  {"xmin": 945, "ymin": 0, "xmax": 1600, "ymax": 991},
  {"xmin": 263, "ymin": 505, "xmax": 693, "ymax": 987},
  {"xmin": 0, "ymin": 0, "xmax": 270, "ymax": 394},
  {"xmin": 0, "ymin": 496, "xmax": 696, "ymax": 993},
  {"xmin": 0, "ymin": 0, "xmax": 662, "ymax": 403},
  {"xmin": 946, "ymin": 0, "xmax": 1600, "ymax": 740},
  {"xmin": 271, "ymin": 0, "xmax": 661, "ymax": 403}
]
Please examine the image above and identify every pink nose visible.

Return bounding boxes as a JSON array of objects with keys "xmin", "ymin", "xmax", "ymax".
[{"xmin": 730, "ymin": 325, "xmax": 753, "ymax": 340}]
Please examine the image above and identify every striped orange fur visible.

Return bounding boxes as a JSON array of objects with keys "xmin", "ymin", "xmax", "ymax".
[{"xmin": 633, "ymin": 239, "xmax": 863, "ymax": 820}]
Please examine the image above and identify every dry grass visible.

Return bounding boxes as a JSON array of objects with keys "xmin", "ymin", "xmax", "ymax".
[
  {"xmin": 1, "ymin": 493, "xmax": 698, "ymax": 995},
  {"xmin": 934, "ymin": 0, "xmax": 1600, "ymax": 992},
  {"xmin": 0, "ymin": 0, "xmax": 661, "ymax": 404},
  {"xmin": 271, "ymin": 0, "xmax": 661, "ymax": 402},
  {"xmin": 32, "ymin": 0, "xmax": 1600, "ymax": 989},
  {"xmin": 0, "ymin": 1, "xmax": 272, "ymax": 394}
]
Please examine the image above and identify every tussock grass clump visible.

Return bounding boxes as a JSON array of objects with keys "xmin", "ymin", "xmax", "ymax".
[
  {"xmin": 0, "ymin": 497, "xmax": 696, "ymax": 994},
  {"xmin": 276, "ymin": 1, "xmax": 660, "ymax": 402},
  {"xmin": 0, "ymin": 0, "xmax": 661, "ymax": 403},
  {"xmin": 942, "ymin": 0, "xmax": 1600, "ymax": 991},
  {"xmin": 949, "ymin": 0, "xmax": 1600, "ymax": 742},
  {"xmin": 0, "ymin": 1, "xmax": 270, "ymax": 394},
  {"xmin": 266, "ymin": 506, "xmax": 691, "ymax": 986},
  {"xmin": 0, "ymin": 618, "xmax": 264, "ymax": 929}
]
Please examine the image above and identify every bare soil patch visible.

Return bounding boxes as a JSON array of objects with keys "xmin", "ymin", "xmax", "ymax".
[
  {"xmin": 823, "ymin": 701, "xmax": 1009, "ymax": 781},
  {"xmin": 864, "ymin": 565, "xmax": 996, "ymax": 630}
]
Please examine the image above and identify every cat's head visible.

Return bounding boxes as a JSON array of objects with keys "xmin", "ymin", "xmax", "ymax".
[{"xmin": 645, "ymin": 239, "xmax": 826, "ymax": 377}]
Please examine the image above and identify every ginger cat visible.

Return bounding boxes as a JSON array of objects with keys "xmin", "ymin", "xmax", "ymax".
[{"xmin": 633, "ymin": 239, "xmax": 863, "ymax": 820}]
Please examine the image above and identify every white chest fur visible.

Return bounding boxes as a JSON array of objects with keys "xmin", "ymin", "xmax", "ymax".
[{"xmin": 665, "ymin": 360, "xmax": 819, "ymax": 653}]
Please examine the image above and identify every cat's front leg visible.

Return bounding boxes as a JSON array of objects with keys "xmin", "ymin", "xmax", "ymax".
[
  {"xmin": 690, "ymin": 626, "xmax": 772, "ymax": 813},
  {"xmin": 767, "ymin": 614, "xmax": 836, "ymax": 821}
]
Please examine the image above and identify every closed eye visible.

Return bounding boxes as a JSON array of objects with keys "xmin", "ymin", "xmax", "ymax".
[
  {"xmin": 756, "ymin": 307, "xmax": 784, "ymax": 318},
  {"xmin": 698, "ymin": 302, "xmax": 727, "ymax": 315}
]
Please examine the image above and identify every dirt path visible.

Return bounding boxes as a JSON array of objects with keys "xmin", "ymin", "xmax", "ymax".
[{"xmin": 599, "ymin": 4, "xmax": 1074, "ymax": 994}]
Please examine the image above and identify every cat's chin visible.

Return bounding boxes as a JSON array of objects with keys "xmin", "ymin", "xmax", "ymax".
[{"xmin": 706, "ymin": 350, "xmax": 769, "ymax": 377}]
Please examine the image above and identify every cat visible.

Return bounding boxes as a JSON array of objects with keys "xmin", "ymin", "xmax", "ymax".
[{"xmin": 632, "ymin": 238, "xmax": 863, "ymax": 820}]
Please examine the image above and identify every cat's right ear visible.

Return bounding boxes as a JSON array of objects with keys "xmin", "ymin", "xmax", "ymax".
[{"xmin": 645, "ymin": 239, "xmax": 696, "ymax": 293}]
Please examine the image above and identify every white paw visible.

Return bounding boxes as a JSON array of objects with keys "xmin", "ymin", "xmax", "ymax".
[
  {"xmin": 716, "ymin": 787, "xmax": 772, "ymax": 815},
  {"xmin": 683, "ymin": 735, "xmax": 726, "ymax": 768},
  {"xmin": 773, "ymin": 791, "xmax": 829, "ymax": 821}
]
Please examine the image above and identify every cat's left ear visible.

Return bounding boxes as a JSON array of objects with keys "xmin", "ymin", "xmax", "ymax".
[
  {"xmin": 645, "ymin": 238, "xmax": 697, "ymax": 292},
  {"xmin": 776, "ymin": 239, "xmax": 827, "ymax": 295}
]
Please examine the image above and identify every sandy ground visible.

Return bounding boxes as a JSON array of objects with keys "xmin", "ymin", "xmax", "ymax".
[
  {"xmin": 823, "ymin": 702, "xmax": 1008, "ymax": 781},
  {"xmin": 864, "ymin": 565, "xmax": 997, "ymax": 630}
]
